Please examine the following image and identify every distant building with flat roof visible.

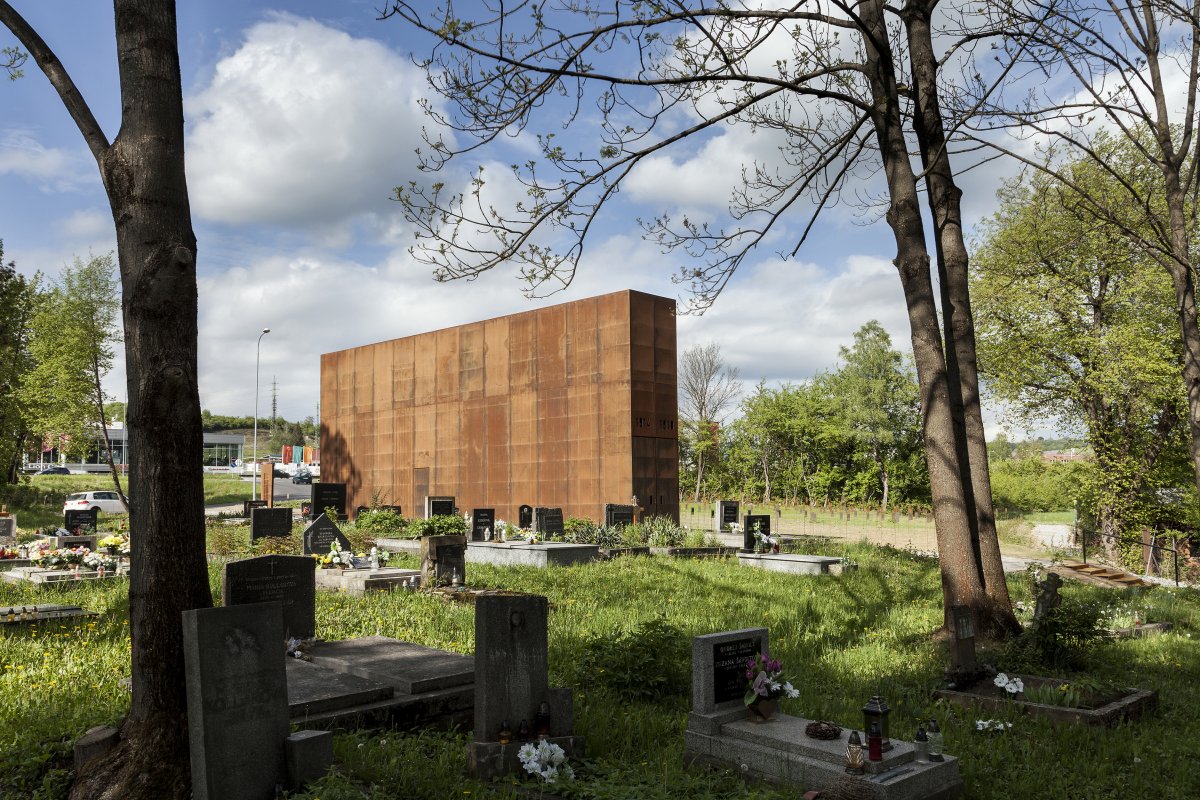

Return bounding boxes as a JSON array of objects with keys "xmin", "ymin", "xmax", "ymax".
[{"xmin": 319, "ymin": 289, "xmax": 679, "ymax": 524}]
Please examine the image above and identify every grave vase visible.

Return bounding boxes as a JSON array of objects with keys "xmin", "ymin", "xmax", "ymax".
[{"xmin": 748, "ymin": 697, "xmax": 779, "ymax": 722}]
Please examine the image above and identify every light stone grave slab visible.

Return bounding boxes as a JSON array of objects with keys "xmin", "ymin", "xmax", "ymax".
[
  {"xmin": 313, "ymin": 566, "xmax": 420, "ymax": 595},
  {"xmin": 466, "ymin": 540, "xmax": 598, "ymax": 568},
  {"xmin": 2, "ymin": 566, "xmax": 127, "ymax": 585},
  {"xmin": 736, "ymin": 552, "xmax": 842, "ymax": 576},
  {"xmin": 183, "ymin": 601, "xmax": 289, "ymax": 800},
  {"xmin": 305, "ymin": 636, "xmax": 473, "ymax": 694}
]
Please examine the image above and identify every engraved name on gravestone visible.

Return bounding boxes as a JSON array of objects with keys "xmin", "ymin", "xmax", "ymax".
[
  {"xmin": 223, "ymin": 555, "xmax": 316, "ymax": 640},
  {"xmin": 0, "ymin": 515, "xmax": 15, "ymax": 540},
  {"xmin": 716, "ymin": 501, "xmax": 739, "ymax": 532},
  {"xmin": 604, "ymin": 504, "xmax": 635, "ymax": 528},
  {"xmin": 712, "ymin": 637, "xmax": 762, "ymax": 704},
  {"xmin": 302, "ymin": 514, "xmax": 352, "ymax": 556},
  {"xmin": 471, "ymin": 508, "xmax": 495, "ymax": 541},
  {"xmin": 311, "ymin": 483, "xmax": 347, "ymax": 518},
  {"xmin": 63, "ymin": 508, "xmax": 98, "ymax": 531},
  {"xmin": 425, "ymin": 496, "xmax": 456, "ymax": 518},
  {"xmin": 534, "ymin": 507, "xmax": 565, "ymax": 538},
  {"xmin": 250, "ymin": 508, "xmax": 294, "ymax": 542},
  {"xmin": 183, "ymin": 602, "xmax": 289, "ymax": 800}
]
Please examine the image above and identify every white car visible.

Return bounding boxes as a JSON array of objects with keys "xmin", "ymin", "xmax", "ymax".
[{"xmin": 63, "ymin": 490, "xmax": 128, "ymax": 516}]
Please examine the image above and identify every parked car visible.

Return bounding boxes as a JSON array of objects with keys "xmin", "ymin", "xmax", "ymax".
[
  {"xmin": 35, "ymin": 466, "xmax": 71, "ymax": 475},
  {"xmin": 292, "ymin": 467, "xmax": 312, "ymax": 485},
  {"xmin": 63, "ymin": 490, "xmax": 128, "ymax": 515},
  {"xmin": 272, "ymin": 466, "xmax": 289, "ymax": 478}
]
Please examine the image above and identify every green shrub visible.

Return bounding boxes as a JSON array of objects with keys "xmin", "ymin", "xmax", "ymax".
[
  {"xmin": 620, "ymin": 522, "xmax": 647, "ymax": 546},
  {"xmin": 644, "ymin": 515, "xmax": 686, "ymax": 548},
  {"xmin": 570, "ymin": 616, "xmax": 690, "ymax": 702},
  {"xmin": 405, "ymin": 514, "xmax": 468, "ymax": 538},
  {"xmin": 1003, "ymin": 599, "xmax": 1109, "ymax": 671},
  {"xmin": 563, "ymin": 516, "xmax": 597, "ymax": 543},
  {"xmin": 207, "ymin": 524, "xmax": 251, "ymax": 556},
  {"xmin": 354, "ymin": 509, "xmax": 408, "ymax": 536},
  {"xmin": 251, "ymin": 535, "xmax": 300, "ymax": 556}
]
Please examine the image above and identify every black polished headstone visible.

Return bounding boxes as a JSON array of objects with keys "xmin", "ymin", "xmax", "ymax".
[
  {"xmin": 604, "ymin": 504, "xmax": 635, "ymax": 527},
  {"xmin": 223, "ymin": 555, "xmax": 316, "ymax": 640},
  {"xmin": 518, "ymin": 504, "xmax": 533, "ymax": 529},
  {"xmin": 301, "ymin": 513, "xmax": 352, "ymax": 556},
  {"xmin": 712, "ymin": 636, "xmax": 760, "ymax": 705},
  {"xmin": 426, "ymin": 496, "xmax": 456, "ymax": 518},
  {"xmin": 242, "ymin": 499, "xmax": 268, "ymax": 518},
  {"xmin": 311, "ymin": 483, "xmax": 347, "ymax": 518},
  {"xmin": 250, "ymin": 507, "xmax": 294, "ymax": 541},
  {"xmin": 471, "ymin": 508, "xmax": 495, "ymax": 541},
  {"xmin": 718, "ymin": 501, "xmax": 739, "ymax": 532},
  {"xmin": 534, "ymin": 507, "xmax": 565, "ymax": 538},
  {"xmin": 63, "ymin": 508, "xmax": 98, "ymax": 532},
  {"xmin": 743, "ymin": 514, "xmax": 771, "ymax": 551}
]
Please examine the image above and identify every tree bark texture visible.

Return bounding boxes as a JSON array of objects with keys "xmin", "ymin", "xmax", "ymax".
[
  {"xmin": 859, "ymin": 0, "xmax": 984, "ymax": 631},
  {"xmin": 904, "ymin": 1, "xmax": 1019, "ymax": 636},
  {"xmin": 0, "ymin": 1, "xmax": 212, "ymax": 797}
]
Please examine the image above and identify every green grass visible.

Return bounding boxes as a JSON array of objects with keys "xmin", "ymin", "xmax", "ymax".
[
  {"xmin": 1, "ymin": 540, "xmax": 1198, "ymax": 799},
  {"xmin": 1019, "ymin": 511, "xmax": 1076, "ymax": 525}
]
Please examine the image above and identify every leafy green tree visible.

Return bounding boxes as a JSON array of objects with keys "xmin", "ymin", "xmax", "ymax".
[
  {"xmin": 973, "ymin": 161, "xmax": 1189, "ymax": 550},
  {"xmin": 828, "ymin": 322, "xmax": 922, "ymax": 511},
  {"xmin": 21, "ymin": 253, "xmax": 127, "ymax": 505},
  {"xmin": 0, "ymin": 240, "xmax": 38, "ymax": 483},
  {"xmin": 678, "ymin": 343, "xmax": 740, "ymax": 502}
]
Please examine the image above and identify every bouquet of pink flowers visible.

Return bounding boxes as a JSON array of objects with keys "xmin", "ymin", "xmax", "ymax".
[{"xmin": 744, "ymin": 651, "xmax": 800, "ymax": 706}]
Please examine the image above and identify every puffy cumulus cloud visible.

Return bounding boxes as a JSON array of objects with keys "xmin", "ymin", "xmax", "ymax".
[
  {"xmin": 186, "ymin": 15, "xmax": 430, "ymax": 229},
  {"xmin": 0, "ymin": 129, "xmax": 88, "ymax": 190},
  {"xmin": 59, "ymin": 209, "xmax": 111, "ymax": 240}
]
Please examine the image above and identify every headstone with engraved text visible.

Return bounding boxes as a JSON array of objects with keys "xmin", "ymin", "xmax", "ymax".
[
  {"xmin": 471, "ymin": 508, "xmax": 495, "ymax": 541},
  {"xmin": 604, "ymin": 504, "xmax": 635, "ymax": 528},
  {"xmin": 250, "ymin": 507, "xmax": 294, "ymax": 542},
  {"xmin": 223, "ymin": 555, "xmax": 316, "ymax": 640},
  {"xmin": 425, "ymin": 496, "xmax": 456, "ymax": 518},
  {"xmin": 311, "ymin": 483, "xmax": 347, "ymax": 519},
  {"xmin": 534, "ymin": 507, "xmax": 565, "ymax": 539},
  {"xmin": 301, "ymin": 514, "xmax": 352, "ymax": 556}
]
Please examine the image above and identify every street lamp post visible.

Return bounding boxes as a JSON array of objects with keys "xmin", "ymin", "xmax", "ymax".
[{"xmin": 252, "ymin": 328, "xmax": 271, "ymax": 502}]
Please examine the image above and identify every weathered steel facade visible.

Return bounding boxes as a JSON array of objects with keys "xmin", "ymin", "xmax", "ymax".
[{"xmin": 319, "ymin": 290, "xmax": 679, "ymax": 524}]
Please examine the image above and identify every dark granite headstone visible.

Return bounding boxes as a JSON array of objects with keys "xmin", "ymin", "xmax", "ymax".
[
  {"xmin": 301, "ymin": 514, "xmax": 352, "ymax": 556},
  {"xmin": 420, "ymin": 535, "xmax": 467, "ymax": 586},
  {"xmin": 182, "ymin": 602, "xmax": 288, "ymax": 800},
  {"xmin": 63, "ymin": 508, "xmax": 98, "ymax": 532},
  {"xmin": 743, "ymin": 514, "xmax": 771, "ymax": 551},
  {"xmin": 223, "ymin": 555, "xmax": 316, "ymax": 641},
  {"xmin": 474, "ymin": 594, "xmax": 548, "ymax": 743},
  {"xmin": 243, "ymin": 499, "xmax": 268, "ymax": 518},
  {"xmin": 471, "ymin": 508, "xmax": 495, "ymax": 541},
  {"xmin": 250, "ymin": 508, "xmax": 294, "ymax": 541},
  {"xmin": 518, "ymin": 504, "xmax": 533, "ymax": 529},
  {"xmin": 534, "ymin": 507, "xmax": 565, "ymax": 538},
  {"xmin": 604, "ymin": 504, "xmax": 635, "ymax": 528},
  {"xmin": 717, "ymin": 501, "xmax": 739, "ymax": 532},
  {"xmin": 425, "ymin": 496, "xmax": 456, "ymax": 518},
  {"xmin": 0, "ymin": 515, "xmax": 16, "ymax": 539},
  {"xmin": 311, "ymin": 483, "xmax": 347, "ymax": 518},
  {"xmin": 712, "ymin": 635, "xmax": 761, "ymax": 705}
]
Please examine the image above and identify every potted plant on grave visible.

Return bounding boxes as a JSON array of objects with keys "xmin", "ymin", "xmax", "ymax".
[
  {"xmin": 98, "ymin": 532, "xmax": 130, "ymax": 557},
  {"xmin": 315, "ymin": 540, "xmax": 355, "ymax": 569},
  {"xmin": 744, "ymin": 651, "xmax": 799, "ymax": 722}
]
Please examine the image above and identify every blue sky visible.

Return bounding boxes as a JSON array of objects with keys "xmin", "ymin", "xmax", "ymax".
[{"xmin": 1, "ymin": 3, "xmax": 1027, "ymax": 431}]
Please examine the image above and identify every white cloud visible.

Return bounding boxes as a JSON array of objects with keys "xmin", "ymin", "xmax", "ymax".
[
  {"xmin": 0, "ymin": 129, "xmax": 87, "ymax": 190},
  {"xmin": 58, "ymin": 209, "xmax": 110, "ymax": 239},
  {"xmin": 186, "ymin": 15, "xmax": 430, "ymax": 231}
]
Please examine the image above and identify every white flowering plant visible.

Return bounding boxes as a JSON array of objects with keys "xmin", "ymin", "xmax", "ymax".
[
  {"xmin": 743, "ymin": 651, "xmax": 800, "ymax": 705},
  {"xmin": 975, "ymin": 719, "xmax": 1013, "ymax": 732},
  {"xmin": 82, "ymin": 551, "xmax": 119, "ymax": 571},
  {"xmin": 993, "ymin": 673, "xmax": 1024, "ymax": 694},
  {"xmin": 517, "ymin": 740, "xmax": 574, "ymax": 784}
]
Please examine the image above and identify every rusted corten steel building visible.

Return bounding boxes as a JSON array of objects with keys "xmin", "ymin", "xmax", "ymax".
[{"xmin": 319, "ymin": 289, "xmax": 679, "ymax": 524}]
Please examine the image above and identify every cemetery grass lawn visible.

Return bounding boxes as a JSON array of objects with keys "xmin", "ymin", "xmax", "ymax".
[{"xmin": 1, "ymin": 545, "xmax": 1199, "ymax": 799}]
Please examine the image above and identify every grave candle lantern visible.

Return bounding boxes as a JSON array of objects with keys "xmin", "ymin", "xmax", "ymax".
[
  {"xmin": 862, "ymin": 695, "xmax": 892, "ymax": 751},
  {"xmin": 844, "ymin": 730, "xmax": 865, "ymax": 775}
]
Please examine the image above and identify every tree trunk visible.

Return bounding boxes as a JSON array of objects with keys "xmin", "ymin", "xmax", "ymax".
[
  {"xmin": 694, "ymin": 439, "xmax": 705, "ymax": 503},
  {"xmin": 905, "ymin": 1, "xmax": 1019, "ymax": 636},
  {"xmin": 859, "ymin": 0, "xmax": 984, "ymax": 631},
  {"xmin": 0, "ymin": 2, "xmax": 219, "ymax": 798},
  {"xmin": 1160, "ymin": 178, "xmax": 1200, "ymax": 503}
]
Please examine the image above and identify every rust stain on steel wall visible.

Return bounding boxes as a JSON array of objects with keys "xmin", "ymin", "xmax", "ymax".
[{"xmin": 319, "ymin": 289, "xmax": 678, "ymax": 524}]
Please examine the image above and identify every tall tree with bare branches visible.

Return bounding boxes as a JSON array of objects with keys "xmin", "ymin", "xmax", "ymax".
[{"xmin": 679, "ymin": 343, "xmax": 740, "ymax": 501}]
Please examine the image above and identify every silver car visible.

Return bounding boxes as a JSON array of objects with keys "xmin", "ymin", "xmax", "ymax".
[{"xmin": 63, "ymin": 490, "xmax": 128, "ymax": 515}]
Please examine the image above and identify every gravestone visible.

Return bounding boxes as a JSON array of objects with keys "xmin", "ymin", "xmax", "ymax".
[
  {"xmin": 425, "ymin": 496, "xmax": 456, "ymax": 518},
  {"xmin": 604, "ymin": 504, "xmax": 635, "ymax": 528},
  {"xmin": 311, "ymin": 483, "xmax": 347, "ymax": 518},
  {"xmin": 518, "ymin": 504, "xmax": 533, "ymax": 529},
  {"xmin": 183, "ymin": 601, "xmax": 289, "ymax": 800},
  {"xmin": 420, "ymin": 535, "xmax": 467, "ymax": 587},
  {"xmin": 951, "ymin": 605, "xmax": 977, "ymax": 671},
  {"xmin": 468, "ymin": 594, "xmax": 583, "ymax": 779},
  {"xmin": 223, "ymin": 555, "xmax": 316, "ymax": 640},
  {"xmin": 692, "ymin": 628, "xmax": 768, "ymax": 713},
  {"xmin": 301, "ymin": 514, "xmax": 352, "ymax": 556},
  {"xmin": 250, "ymin": 508, "xmax": 294, "ymax": 541},
  {"xmin": 1033, "ymin": 573, "xmax": 1064, "ymax": 623},
  {"xmin": 742, "ymin": 514, "xmax": 771, "ymax": 551},
  {"xmin": 716, "ymin": 500, "xmax": 739, "ymax": 532},
  {"xmin": 534, "ymin": 507, "xmax": 565, "ymax": 538},
  {"xmin": 53, "ymin": 533, "xmax": 98, "ymax": 551},
  {"xmin": 243, "ymin": 499, "xmax": 267, "ymax": 518},
  {"xmin": 0, "ymin": 513, "xmax": 15, "ymax": 540},
  {"xmin": 471, "ymin": 508, "xmax": 495, "ymax": 542},
  {"xmin": 63, "ymin": 508, "xmax": 98, "ymax": 532}
]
